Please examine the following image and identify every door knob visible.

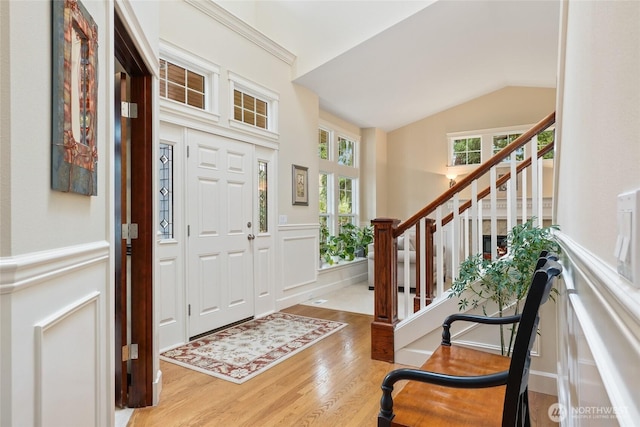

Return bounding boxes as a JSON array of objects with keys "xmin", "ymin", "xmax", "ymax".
[{"xmin": 247, "ymin": 234, "xmax": 255, "ymax": 240}]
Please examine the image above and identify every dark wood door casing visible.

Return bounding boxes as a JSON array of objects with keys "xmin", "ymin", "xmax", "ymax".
[
  {"xmin": 114, "ymin": 12, "xmax": 154, "ymax": 408},
  {"xmin": 114, "ymin": 71, "xmax": 128, "ymax": 408}
]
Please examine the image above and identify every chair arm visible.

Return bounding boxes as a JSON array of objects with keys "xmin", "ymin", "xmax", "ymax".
[
  {"xmin": 441, "ymin": 313, "xmax": 521, "ymax": 345},
  {"xmin": 379, "ymin": 368, "xmax": 509, "ymax": 425}
]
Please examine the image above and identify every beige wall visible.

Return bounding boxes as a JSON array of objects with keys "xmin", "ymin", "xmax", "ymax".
[
  {"xmin": 556, "ymin": 1, "xmax": 640, "ymax": 265},
  {"xmin": 385, "ymin": 86, "xmax": 556, "ymax": 220}
]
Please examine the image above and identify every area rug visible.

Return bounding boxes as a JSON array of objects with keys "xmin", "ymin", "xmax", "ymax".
[{"xmin": 160, "ymin": 312, "xmax": 347, "ymax": 384}]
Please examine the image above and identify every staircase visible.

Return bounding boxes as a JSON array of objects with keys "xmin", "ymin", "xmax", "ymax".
[{"xmin": 371, "ymin": 112, "xmax": 556, "ymax": 363}]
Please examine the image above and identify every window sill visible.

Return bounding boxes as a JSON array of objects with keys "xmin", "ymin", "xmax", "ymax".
[{"xmin": 319, "ymin": 257, "xmax": 366, "ymax": 271}]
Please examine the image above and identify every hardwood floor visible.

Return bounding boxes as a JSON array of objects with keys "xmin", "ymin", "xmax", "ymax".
[{"xmin": 128, "ymin": 305, "xmax": 559, "ymax": 426}]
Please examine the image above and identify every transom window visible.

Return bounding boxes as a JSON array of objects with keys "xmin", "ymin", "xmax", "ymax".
[
  {"xmin": 338, "ymin": 137, "xmax": 354, "ymax": 166},
  {"xmin": 159, "ymin": 42, "xmax": 220, "ymax": 127},
  {"xmin": 318, "ymin": 129, "xmax": 329, "ymax": 160},
  {"xmin": 229, "ymin": 72, "xmax": 279, "ymax": 138},
  {"xmin": 159, "ymin": 59, "xmax": 205, "ymax": 109},
  {"xmin": 234, "ymin": 89, "xmax": 268, "ymax": 129}
]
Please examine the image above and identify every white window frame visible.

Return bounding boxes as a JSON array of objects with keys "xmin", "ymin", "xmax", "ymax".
[
  {"xmin": 318, "ymin": 122, "xmax": 360, "ymax": 237},
  {"xmin": 447, "ymin": 124, "xmax": 555, "ymax": 175},
  {"xmin": 159, "ymin": 40, "xmax": 220, "ymax": 128},
  {"xmin": 228, "ymin": 71, "xmax": 279, "ymax": 141}
]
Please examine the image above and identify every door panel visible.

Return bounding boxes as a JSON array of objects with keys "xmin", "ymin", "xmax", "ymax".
[
  {"xmin": 157, "ymin": 123, "xmax": 185, "ymax": 351},
  {"xmin": 188, "ymin": 130, "xmax": 254, "ymax": 337}
]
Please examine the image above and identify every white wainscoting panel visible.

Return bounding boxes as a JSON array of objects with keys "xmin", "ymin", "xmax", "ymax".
[
  {"xmin": 0, "ymin": 242, "xmax": 110, "ymax": 427},
  {"xmin": 158, "ymin": 255, "xmax": 185, "ymax": 351},
  {"xmin": 280, "ymin": 225, "xmax": 318, "ymax": 292},
  {"xmin": 35, "ymin": 292, "xmax": 100, "ymax": 427},
  {"xmin": 557, "ymin": 233, "xmax": 640, "ymax": 426}
]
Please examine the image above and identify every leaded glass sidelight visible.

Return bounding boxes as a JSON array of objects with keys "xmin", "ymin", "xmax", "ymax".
[
  {"xmin": 258, "ymin": 160, "xmax": 268, "ymax": 233},
  {"xmin": 159, "ymin": 144, "xmax": 174, "ymax": 239}
]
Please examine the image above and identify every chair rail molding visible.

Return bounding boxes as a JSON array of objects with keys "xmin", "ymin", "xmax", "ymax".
[{"xmin": 0, "ymin": 241, "xmax": 110, "ymax": 294}]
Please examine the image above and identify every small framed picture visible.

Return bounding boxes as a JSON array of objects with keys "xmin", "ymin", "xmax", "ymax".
[{"xmin": 292, "ymin": 164, "xmax": 308, "ymax": 206}]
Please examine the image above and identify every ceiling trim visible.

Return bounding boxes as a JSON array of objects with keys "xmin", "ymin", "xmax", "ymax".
[{"xmin": 185, "ymin": 0, "xmax": 296, "ymax": 66}]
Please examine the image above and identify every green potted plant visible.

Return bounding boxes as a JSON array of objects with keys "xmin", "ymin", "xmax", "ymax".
[
  {"xmin": 449, "ymin": 218, "xmax": 560, "ymax": 356},
  {"xmin": 319, "ymin": 223, "xmax": 330, "ymax": 264},
  {"xmin": 355, "ymin": 225, "xmax": 373, "ymax": 258}
]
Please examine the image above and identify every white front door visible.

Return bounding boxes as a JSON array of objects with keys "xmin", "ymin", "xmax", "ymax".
[{"xmin": 187, "ymin": 129, "xmax": 255, "ymax": 337}]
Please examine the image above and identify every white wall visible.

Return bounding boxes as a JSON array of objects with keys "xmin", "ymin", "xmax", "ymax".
[
  {"xmin": 555, "ymin": 1, "xmax": 640, "ymax": 425},
  {"xmin": 0, "ymin": 0, "xmax": 112, "ymax": 424},
  {"xmin": 0, "ymin": 0, "xmax": 159, "ymax": 425},
  {"xmin": 157, "ymin": 2, "xmax": 369, "ymax": 337},
  {"xmin": 386, "ymin": 86, "xmax": 557, "ymax": 221}
]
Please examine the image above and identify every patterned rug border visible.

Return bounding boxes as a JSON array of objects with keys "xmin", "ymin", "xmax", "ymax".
[{"xmin": 160, "ymin": 312, "xmax": 347, "ymax": 384}]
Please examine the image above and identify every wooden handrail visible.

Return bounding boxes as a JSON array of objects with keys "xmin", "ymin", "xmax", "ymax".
[
  {"xmin": 440, "ymin": 141, "xmax": 555, "ymax": 227},
  {"xmin": 395, "ymin": 111, "xmax": 556, "ymax": 237}
]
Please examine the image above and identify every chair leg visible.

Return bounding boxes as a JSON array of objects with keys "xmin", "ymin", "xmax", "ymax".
[{"xmin": 517, "ymin": 390, "xmax": 531, "ymax": 427}]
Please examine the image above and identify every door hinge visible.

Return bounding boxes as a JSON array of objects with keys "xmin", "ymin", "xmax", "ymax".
[
  {"xmin": 121, "ymin": 101, "xmax": 138, "ymax": 118},
  {"xmin": 187, "ymin": 225, "xmax": 190, "ymax": 237},
  {"xmin": 122, "ymin": 344, "xmax": 139, "ymax": 361},
  {"xmin": 122, "ymin": 223, "xmax": 139, "ymax": 240},
  {"xmin": 188, "ymin": 304, "xmax": 191, "ymax": 316},
  {"xmin": 187, "ymin": 145, "xmax": 190, "ymax": 158}
]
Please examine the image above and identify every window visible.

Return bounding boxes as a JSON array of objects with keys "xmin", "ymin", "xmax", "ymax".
[
  {"xmin": 318, "ymin": 129, "xmax": 329, "ymax": 160},
  {"xmin": 338, "ymin": 177, "xmax": 355, "ymax": 227},
  {"xmin": 159, "ymin": 42, "xmax": 220, "ymax": 128},
  {"xmin": 318, "ymin": 123, "xmax": 360, "ymax": 252},
  {"xmin": 258, "ymin": 161, "xmax": 268, "ymax": 233},
  {"xmin": 452, "ymin": 137, "xmax": 481, "ymax": 165},
  {"xmin": 448, "ymin": 125, "xmax": 556, "ymax": 168},
  {"xmin": 537, "ymin": 130, "xmax": 555, "ymax": 159},
  {"xmin": 338, "ymin": 137, "xmax": 354, "ymax": 166},
  {"xmin": 319, "ymin": 172, "xmax": 329, "ymax": 241},
  {"xmin": 158, "ymin": 144, "xmax": 174, "ymax": 239},
  {"xmin": 159, "ymin": 59, "xmax": 205, "ymax": 109},
  {"xmin": 229, "ymin": 72, "xmax": 279, "ymax": 139},
  {"xmin": 234, "ymin": 90, "xmax": 268, "ymax": 129},
  {"xmin": 493, "ymin": 133, "xmax": 524, "ymax": 161}
]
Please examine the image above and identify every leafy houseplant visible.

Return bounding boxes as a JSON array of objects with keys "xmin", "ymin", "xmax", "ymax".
[
  {"xmin": 320, "ymin": 224, "xmax": 374, "ymax": 266},
  {"xmin": 354, "ymin": 224, "xmax": 374, "ymax": 257},
  {"xmin": 449, "ymin": 218, "xmax": 560, "ymax": 356}
]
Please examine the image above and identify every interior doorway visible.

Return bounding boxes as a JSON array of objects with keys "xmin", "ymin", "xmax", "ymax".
[{"xmin": 114, "ymin": 12, "xmax": 154, "ymax": 408}]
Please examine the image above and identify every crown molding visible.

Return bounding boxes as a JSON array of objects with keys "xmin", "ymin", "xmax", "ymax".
[{"xmin": 184, "ymin": 0, "xmax": 296, "ymax": 66}]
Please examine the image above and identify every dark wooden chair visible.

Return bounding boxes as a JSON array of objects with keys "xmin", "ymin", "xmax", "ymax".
[{"xmin": 378, "ymin": 253, "xmax": 562, "ymax": 427}]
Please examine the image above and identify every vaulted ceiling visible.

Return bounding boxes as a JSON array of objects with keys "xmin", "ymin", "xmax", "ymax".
[{"xmin": 220, "ymin": 0, "xmax": 561, "ymax": 132}]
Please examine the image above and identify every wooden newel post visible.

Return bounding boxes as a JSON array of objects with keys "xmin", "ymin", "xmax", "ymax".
[{"xmin": 371, "ymin": 218, "xmax": 400, "ymax": 362}]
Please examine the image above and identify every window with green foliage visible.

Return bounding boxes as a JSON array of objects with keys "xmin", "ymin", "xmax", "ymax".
[
  {"xmin": 319, "ymin": 128, "xmax": 329, "ymax": 160},
  {"xmin": 493, "ymin": 133, "xmax": 524, "ymax": 161},
  {"xmin": 452, "ymin": 137, "xmax": 481, "ymax": 165},
  {"xmin": 338, "ymin": 137, "xmax": 354, "ymax": 166},
  {"xmin": 448, "ymin": 125, "xmax": 556, "ymax": 167},
  {"xmin": 537, "ymin": 130, "xmax": 555, "ymax": 159},
  {"xmin": 318, "ymin": 123, "xmax": 359, "ymax": 262},
  {"xmin": 338, "ymin": 177, "xmax": 355, "ymax": 227}
]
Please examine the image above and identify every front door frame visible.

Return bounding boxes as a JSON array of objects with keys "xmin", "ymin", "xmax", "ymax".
[{"xmin": 114, "ymin": 12, "xmax": 154, "ymax": 408}]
